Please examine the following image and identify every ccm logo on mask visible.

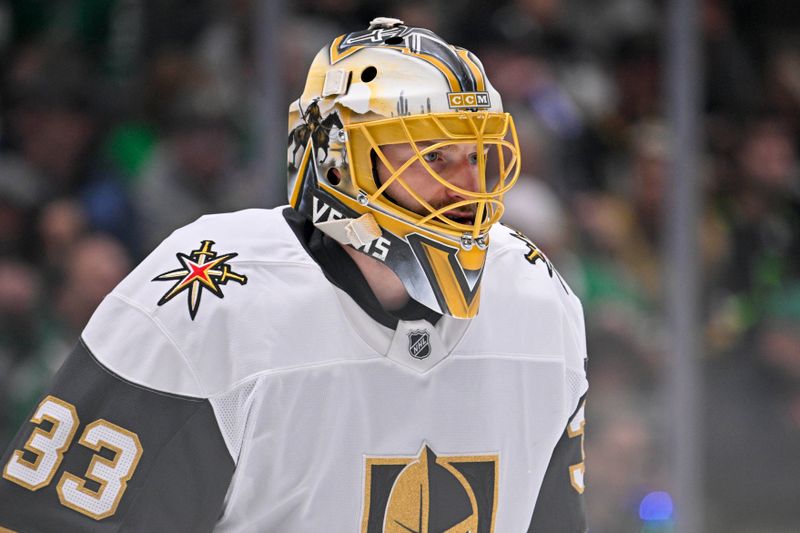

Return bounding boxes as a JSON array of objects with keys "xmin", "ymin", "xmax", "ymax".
[{"xmin": 447, "ymin": 91, "xmax": 491, "ymax": 109}]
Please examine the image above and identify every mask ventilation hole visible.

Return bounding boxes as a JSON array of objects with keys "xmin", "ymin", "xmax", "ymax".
[
  {"xmin": 360, "ymin": 66, "xmax": 377, "ymax": 83},
  {"xmin": 384, "ymin": 36, "xmax": 404, "ymax": 45},
  {"xmin": 326, "ymin": 168, "xmax": 341, "ymax": 185}
]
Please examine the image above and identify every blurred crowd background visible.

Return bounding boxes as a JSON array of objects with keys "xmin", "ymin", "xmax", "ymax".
[{"xmin": 1, "ymin": 1, "xmax": 799, "ymax": 532}]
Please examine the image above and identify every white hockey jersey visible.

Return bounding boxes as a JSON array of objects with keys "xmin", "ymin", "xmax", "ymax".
[{"xmin": 0, "ymin": 207, "xmax": 588, "ymax": 532}]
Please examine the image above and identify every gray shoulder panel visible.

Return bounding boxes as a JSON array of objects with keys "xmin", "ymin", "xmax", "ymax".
[
  {"xmin": 528, "ymin": 396, "xmax": 588, "ymax": 533},
  {"xmin": 0, "ymin": 341, "xmax": 234, "ymax": 532}
]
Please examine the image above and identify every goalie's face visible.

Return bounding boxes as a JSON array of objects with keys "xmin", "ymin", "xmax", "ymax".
[
  {"xmin": 375, "ymin": 142, "xmax": 487, "ymax": 227},
  {"xmin": 360, "ymin": 121, "xmax": 518, "ymax": 246}
]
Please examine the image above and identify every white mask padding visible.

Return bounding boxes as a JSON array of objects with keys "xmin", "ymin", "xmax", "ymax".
[{"xmin": 316, "ymin": 213, "xmax": 382, "ymax": 247}]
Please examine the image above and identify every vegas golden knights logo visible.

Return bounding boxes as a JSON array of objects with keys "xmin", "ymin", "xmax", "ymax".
[
  {"xmin": 152, "ymin": 240, "xmax": 248, "ymax": 319},
  {"xmin": 506, "ymin": 227, "xmax": 569, "ymax": 295},
  {"xmin": 361, "ymin": 444, "xmax": 498, "ymax": 533}
]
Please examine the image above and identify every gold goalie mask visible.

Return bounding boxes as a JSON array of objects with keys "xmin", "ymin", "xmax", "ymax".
[{"xmin": 287, "ymin": 18, "xmax": 521, "ymax": 318}]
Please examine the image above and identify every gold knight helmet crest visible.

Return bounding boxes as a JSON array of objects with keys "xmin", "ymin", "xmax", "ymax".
[{"xmin": 361, "ymin": 444, "xmax": 498, "ymax": 533}]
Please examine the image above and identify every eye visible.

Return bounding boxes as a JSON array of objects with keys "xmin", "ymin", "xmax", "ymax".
[
  {"xmin": 422, "ymin": 151, "xmax": 442, "ymax": 163},
  {"xmin": 468, "ymin": 148, "xmax": 489, "ymax": 165}
]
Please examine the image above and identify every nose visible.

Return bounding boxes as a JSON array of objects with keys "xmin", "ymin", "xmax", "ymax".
[{"xmin": 445, "ymin": 155, "xmax": 481, "ymax": 198}]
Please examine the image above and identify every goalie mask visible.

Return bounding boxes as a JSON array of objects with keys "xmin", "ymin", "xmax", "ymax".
[{"xmin": 287, "ymin": 18, "xmax": 521, "ymax": 319}]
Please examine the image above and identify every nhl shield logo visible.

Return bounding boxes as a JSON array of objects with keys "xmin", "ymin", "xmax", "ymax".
[{"xmin": 408, "ymin": 330, "xmax": 431, "ymax": 359}]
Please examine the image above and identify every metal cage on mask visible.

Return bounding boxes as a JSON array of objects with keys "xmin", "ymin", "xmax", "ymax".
[
  {"xmin": 286, "ymin": 20, "xmax": 522, "ymax": 318},
  {"xmin": 345, "ymin": 111, "xmax": 521, "ymax": 248}
]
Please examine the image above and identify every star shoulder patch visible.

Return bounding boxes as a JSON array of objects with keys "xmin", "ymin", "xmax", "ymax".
[
  {"xmin": 152, "ymin": 240, "xmax": 248, "ymax": 319},
  {"xmin": 505, "ymin": 226, "xmax": 570, "ymax": 295}
]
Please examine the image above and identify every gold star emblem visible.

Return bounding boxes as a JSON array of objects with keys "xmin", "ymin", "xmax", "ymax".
[{"xmin": 153, "ymin": 240, "xmax": 247, "ymax": 319}]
